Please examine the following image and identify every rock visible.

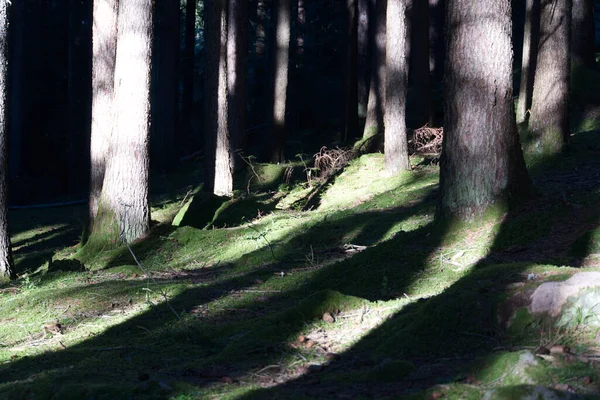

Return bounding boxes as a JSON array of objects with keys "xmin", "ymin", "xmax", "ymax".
[
  {"xmin": 530, "ymin": 272, "xmax": 600, "ymax": 316},
  {"xmin": 323, "ymin": 312, "xmax": 335, "ymax": 323}
]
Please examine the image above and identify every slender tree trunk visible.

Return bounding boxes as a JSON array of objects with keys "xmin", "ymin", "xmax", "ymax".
[
  {"xmin": 572, "ymin": 0, "xmax": 595, "ymax": 68},
  {"xmin": 204, "ymin": 0, "xmax": 233, "ymax": 196},
  {"xmin": 363, "ymin": 0, "xmax": 386, "ymax": 144},
  {"xmin": 516, "ymin": 0, "xmax": 540, "ymax": 124},
  {"xmin": 296, "ymin": 0, "xmax": 305, "ymax": 60},
  {"xmin": 428, "ymin": 0, "xmax": 444, "ymax": 82},
  {"xmin": 409, "ymin": 0, "xmax": 432, "ymax": 127},
  {"xmin": 87, "ymin": 0, "xmax": 152, "ymax": 248},
  {"xmin": 344, "ymin": 0, "xmax": 359, "ymax": 141},
  {"xmin": 255, "ymin": 0, "xmax": 266, "ymax": 57},
  {"xmin": 530, "ymin": 0, "xmax": 571, "ymax": 154},
  {"xmin": 227, "ymin": 0, "xmax": 248, "ymax": 172},
  {"xmin": 181, "ymin": 0, "xmax": 197, "ymax": 144},
  {"xmin": 86, "ymin": 0, "xmax": 118, "ymax": 244},
  {"xmin": 266, "ymin": 0, "xmax": 290, "ymax": 162},
  {"xmin": 384, "ymin": 0, "xmax": 410, "ymax": 173},
  {"xmin": 439, "ymin": 0, "xmax": 532, "ymax": 220},
  {"xmin": 358, "ymin": 0, "xmax": 370, "ymax": 118},
  {"xmin": 151, "ymin": 0, "xmax": 179, "ymax": 172},
  {"xmin": 8, "ymin": 0, "xmax": 24, "ymax": 182},
  {"xmin": 0, "ymin": 1, "xmax": 14, "ymax": 281}
]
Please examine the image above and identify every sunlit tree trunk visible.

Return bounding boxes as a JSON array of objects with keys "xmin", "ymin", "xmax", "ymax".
[
  {"xmin": 227, "ymin": 0, "xmax": 248, "ymax": 172},
  {"xmin": 0, "ymin": 1, "xmax": 14, "ymax": 280},
  {"xmin": 204, "ymin": 0, "xmax": 233, "ymax": 196},
  {"xmin": 181, "ymin": 0, "xmax": 197, "ymax": 143},
  {"xmin": 384, "ymin": 0, "xmax": 410, "ymax": 174},
  {"xmin": 358, "ymin": 0, "xmax": 370, "ymax": 118},
  {"xmin": 408, "ymin": 0, "xmax": 432, "ymax": 127},
  {"xmin": 572, "ymin": 0, "xmax": 595, "ymax": 68},
  {"xmin": 530, "ymin": 0, "xmax": 571, "ymax": 154},
  {"xmin": 516, "ymin": 0, "xmax": 540, "ymax": 124},
  {"xmin": 362, "ymin": 0, "xmax": 386, "ymax": 144},
  {"xmin": 344, "ymin": 0, "xmax": 359, "ymax": 141},
  {"xmin": 87, "ymin": 0, "xmax": 152, "ymax": 248},
  {"xmin": 440, "ymin": 0, "xmax": 532, "ymax": 220},
  {"xmin": 85, "ymin": 0, "xmax": 118, "ymax": 244},
  {"xmin": 265, "ymin": 0, "xmax": 290, "ymax": 162}
]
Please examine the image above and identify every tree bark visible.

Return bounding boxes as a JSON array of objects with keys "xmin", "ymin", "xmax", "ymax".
[
  {"xmin": 384, "ymin": 0, "xmax": 410, "ymax": 174},
  {"xmin": 439, "ymin": 0, "xmax": 532, "ymax": 220},
  {"xmin": 227, "ymin": 0, "xmax": 248, "ymax": 172},
  {"xmin": 0, "ymin": 1, "xmax": 14, "ymax": 280},
  {"xmin": 344, "ymin": 0, "xmax": 359, "ymax": 141},
  {"xmin": 87, "ymin": 0, "xmax": 152, "ymax": 248},
  {"xmin": 358, "ymin": 0, "xmax": 370, "ymax": 118},
  {"xmin": 516, "ymin": 0, "xmax": 540, "ymax": 124},
  {"xmin": 572, "ymin": 0, "xmax": 595, "ymax": 68},
  {"xmin": 181, "ymin": 0, "xmax": 197, "ymax": 144},
  {"xmin": 86, "ymin": 0, "xmax": 118, "ymax": 244},
  {"xmin": 408, "ymin": 0, "xmax": 432, "ymax": 127},
  {"xmin": 265, "ymin": 0, "xmax": 290, "ymax": 162},
  {"xmin": 530, "ymin": 0, "xmax": 571, "ymax": 154},
  {"xmin": 8, "ymin": 0, "xmax": 24, "ymax": 182},
  {"xmin": 362, "ymin": 0, "xmax": 386, "ymax": 143},
  {"xmin": 428, "ymin": 0, "xmax": 444, "ymax": 82},
  {"xmin": 151, "ymin": 0, "xmax": 179, "ymax": 172},
  {"xmin": 204, "ymin": 0, "xmax": 233, "ymax": 196}
]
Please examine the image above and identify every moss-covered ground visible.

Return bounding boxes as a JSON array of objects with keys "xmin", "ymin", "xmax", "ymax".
[{"xmin": 2, "ymin": 118, "xmax": 600, "ymax": 398}]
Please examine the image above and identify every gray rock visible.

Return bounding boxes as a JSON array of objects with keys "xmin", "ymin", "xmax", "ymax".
[{"xmin": 530, "ymin": 272, "xmax": 600, "ymax": 316}]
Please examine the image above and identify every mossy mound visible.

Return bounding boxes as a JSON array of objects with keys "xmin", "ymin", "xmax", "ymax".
[{"xmin": 172, "ymin": 193, "xmax": 230, "ymax": 229}]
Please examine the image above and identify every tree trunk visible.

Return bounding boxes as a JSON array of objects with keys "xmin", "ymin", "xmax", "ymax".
[
  {"xmin": 362, "ymin": 0, "xmax": 386, "ymax": 144},
  {"xmin": 86, "ymin": 0, "xmax": 118, "ymax": 244},
  {"xmin": 8, "ymin": 0, "xmax": 24, "ymax": 182},
  {"xmin": 516, "ymin": 0, "xmax": 540, "ymax": 124},
  {"xmin": 572, "ymin": 0, "xmax": 595, "ymax": 68},
  {"xmin": 255, "ymin": 0, "xmax": 266, "ymax": 57},
  {"xmin": 344, "ymin": 0, "xmax": 359, "ymax": 141},
  {"xmin": 227, "ymin": 0, "xmax": 248, "ymax": 172},
  {"xmin": 0, "ymin": 1, "xmax": 14, "ymax": 281},
  {"xmin": 204, "ymin": 0, "xmax": 233, "ymax": 196},
  {"xmin": 87, "ymin": 0, "xmax": 152, "ymax": 248},
  {"xmin": 530, "ymin": 0, "xmax": 571, "ymax": 154},
  {"xmin": 358, "ymin": 0, "xmax": 370, "ymax": 118},
  {"xmin": 384, "ymin": 0, "xmax": 410, "ymax": 174},
  {"xmin": 428, "ymin": 0, "xmax": 444, "ymax": 82},
  {"xmin": 151, "ymin": 0, "xmax": 179, "ymax": 172},
  {"xmin": 265, "ymin": 0, "xmax": 290, "ymax": 163},
  {"xmin": 408, "ymin": 0, "xmax": 432, "ymax": 127},
  {"xmin": 439, "ymin": 0, "xmax": 533, "ymax": 220},
  {"xmin": 181, "ymin": 0, "xmax": 197, "ymax": 145}
]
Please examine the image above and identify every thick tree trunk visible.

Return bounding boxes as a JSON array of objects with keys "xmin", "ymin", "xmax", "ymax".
[
  {"xmin": 204, "ymin": 0, "xmax": 233, "ymax": 196},
  {"xmin": 516, "ymin": 0, "xmax": 540, "ymax": 124},
  {"xmin": 265, "ymin": 0, "xmax": 290, "ymax": 163},
  {"xmin": 87, "ymin": 0, "xmax": 152, "ymax": 248},
  {"xmin": 572, "ymin": 0, "xmax": 595, "ymax": 68},
  {"xmin": 181, "ymin": 0, "xmax": 197, "ymax": 144},
  {"xmin": 362, "ymin": 0, "xmax": 386, "ymax": 143},
  {"xmin": 440, "ymin": 0, "xmax": 532, "ymax": 220},
  {"xmin": 384, "ymin": 0, "xmax": 410, "ymax": 174},
  {"xmin": 344, "ymin": 0, "xmax": 359, "ymax": 141},
  {"xmin": 357, "ymin": 0, "xmax": 370, "ymax": 118},
  {"xmin": 227, "ymin": 0, "xmax": 248, "ymax": 172},
  {"xmin": 409, "ymin": 0, "xmax": 432, "ymax": 127},
  {"xmin": 0, "ymin": 1, "xmax": 14, "ymax": 281},
  {"xmin": 86, "ymin": 0, "xmax": 118, "ymax": 244},
  {"xmin": 151, "ymin": 0, "xmax": 179, "ymax": 172},
  {"xmin": 530, "ymin": 0, "xmax": 571, "ymax": 154}
]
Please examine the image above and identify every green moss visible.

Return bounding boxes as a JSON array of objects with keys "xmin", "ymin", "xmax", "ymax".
[{"xmin": 172, "ymin": 193, "xmax": 229, "ymax": 229}]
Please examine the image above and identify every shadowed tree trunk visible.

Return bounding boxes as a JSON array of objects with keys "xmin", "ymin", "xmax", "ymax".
[
  {"xmin": 358, "ymin": 0, "xmax": 370, "ymax": 118},
  {"xmin": 181, "ymin": 0, "xmax": 197, "ymax": 145},
  {"xmin": 204, "ymin": 0, "xmax": 233, "ymax": 196},
  {"xmin": 409, "ymin": 0, "xmax": 432, "ymax": 127},
  {"xmin": 530, "ymin": 0, "xmax": 571, "ymax": 154},
  {"xmin": 439, "ymin": 0, "xmax": 532, "ymax": 220},
  {"xmin": 362, "ymin": 0, "xmax": 386, "ymax": 146},
  {"xmin": 516, "ymin": 0, "xmax": 540, "ymax": 124},
  {"xmin": 85, "ymin": 0, "xmax": 118, "ymax": 244},
  {"xmin": 429, "ymin": 0, "xmax": 444, "ymax": 82},
  {"xmin": 265, "ymin": 0, "xmax": 290, "ymax": 162},
  {"xmin": 384, "ymin": 0, "xmax": 410, "ymax": 174},
  {"xmin": 343, "ymin": 0, "xmax": 359, "ymax": 141},
  {"xmin": 227, "ymin": 0, "xmax": 248, "ymax": 172},
  {"xmin": 87, "ymin": 0, "xmax": 153, "ymax": 248},
  {"xmin": 572, "ymin": 0, "xmax": 595, "ymax": 68},
  {"xmin": 8, "ymin": 0, "xmax": 24, "ymax": 182},
  {"xmin": 151, "ymin": 0, "xmax": 179, "ymax": 172},
  {"xmin": 0, "ymin": 1, "xmax": 14, "ymax": 281}
]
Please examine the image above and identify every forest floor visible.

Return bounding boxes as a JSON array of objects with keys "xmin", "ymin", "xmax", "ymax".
[{"xmin": 2, "ymin": 122, "xmax": 600, "ymax": 399}]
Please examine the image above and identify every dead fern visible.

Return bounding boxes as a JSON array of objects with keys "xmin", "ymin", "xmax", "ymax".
[{"xmin": 408, "ymin": 125, "xmax": 443, "ymax": 157}]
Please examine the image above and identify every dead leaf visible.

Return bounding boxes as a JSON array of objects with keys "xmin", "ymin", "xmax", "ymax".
[
  {"xmin": 297, "ymin": 335, "xmax": 307, "ymax": 343},
  {"xmin": 305, "ymin": 340, "xmax": 315, "ymax": 348}
]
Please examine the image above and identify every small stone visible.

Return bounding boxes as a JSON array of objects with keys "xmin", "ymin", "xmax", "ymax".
[{"xmin": 323, "ymin": 312, "xmax": 335, "ymax": 323}]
